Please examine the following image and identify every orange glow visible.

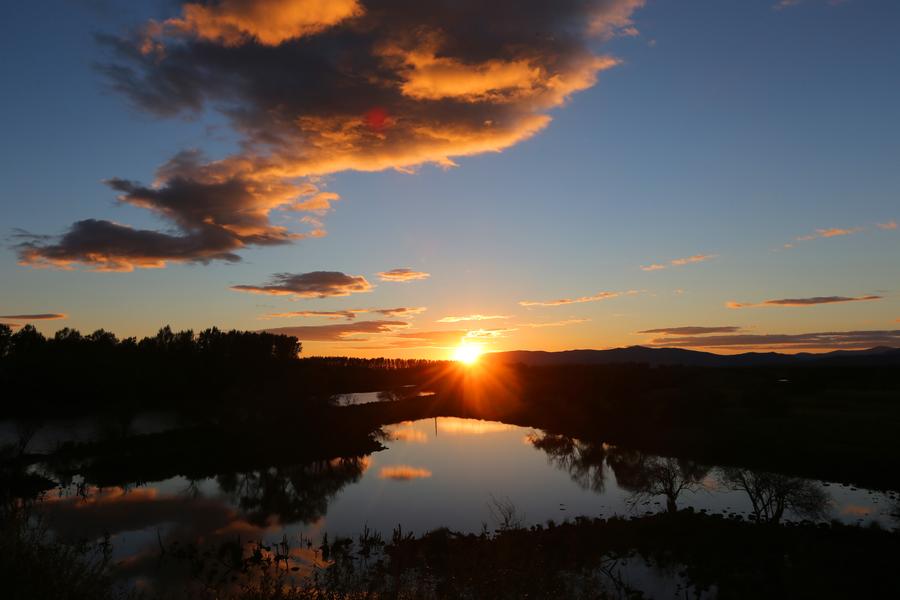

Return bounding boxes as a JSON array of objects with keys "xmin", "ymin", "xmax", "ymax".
[
  {"xmin": 452, "ymin": 343, "xmax": 482, "ymax": 364},
  {"xmin": 379, "ymin": 465, "xmax": 433, "ymax": 480}
]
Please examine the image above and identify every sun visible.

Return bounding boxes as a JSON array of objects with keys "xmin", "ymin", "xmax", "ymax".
[{"xmin": 452, "ymin": 343, "xmax": 482, "ymax": 365}]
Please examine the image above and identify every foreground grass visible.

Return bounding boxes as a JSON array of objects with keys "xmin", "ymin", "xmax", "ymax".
[{"xmin": 4, "ymin": 506, "xmax": 898, "ymax": 599}]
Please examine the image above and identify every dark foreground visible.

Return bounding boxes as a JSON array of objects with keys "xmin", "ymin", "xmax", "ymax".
[{"xmin": 2, "ymin": 325, "xmax": 899, "ymax": 598}]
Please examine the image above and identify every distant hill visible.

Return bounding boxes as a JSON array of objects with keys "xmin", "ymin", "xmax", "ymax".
[{"xmin": 483, "ymin": 345, "xmax": 900, "ymax": 367}]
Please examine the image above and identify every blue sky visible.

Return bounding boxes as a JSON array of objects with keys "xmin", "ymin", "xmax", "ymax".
[{"xmin": 1, "ymin": 0, "xmax": 898, "ymax": 357}]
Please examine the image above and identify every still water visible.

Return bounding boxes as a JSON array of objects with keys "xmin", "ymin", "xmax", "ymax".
[{"xmin": 28, "ymin": 416, "xmax": 899, "ymax": 580}]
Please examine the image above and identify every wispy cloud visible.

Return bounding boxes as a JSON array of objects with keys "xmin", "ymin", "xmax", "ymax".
[
  {"xmin": 262, "ymin": 320, "xmax": 407, "ymax": 341},
  {"xmin": 519, "ymin": 290, "xmax": 634, "ymax": 308},
  {"xmin": 727, "ymin": 295, "xmax": 882, "ymax": 309},
  {"xmin": 377, "ymin": 268, "xmax": 431, "ymax": 282},
  {"xmin": 0, "ymin": 313, "xmax": 67, "ymax": 321},
  {"xmin": 520, "ymin": 318, "xmax": 590, "ymax": 328},
  {"xmin": 877, "ymin": 220, "xmax": 897, "ymax": 230},
  {"xmin": 437, "ymin": 314, "xmax": 509, "ymax": 323},
  {"xmin": 263, "ymin": 306, "xmax": 425, "ymax": 321},
  {"xmin": 232, "ymin": 271, "xmax": 372, "ymax": 298},
  {"xmin": 639, "ymin": 263, "xmax": 666, "ymax": 272},
  {"xmin": 645, "ymin": 329, "xmax": 900, "ymax": 351},
  {"xmin": 796, "ymin": 227, "xmax": 863, "ymax": 241},
  {"xmin": 638, "ymin": 326, "xmax": 742, "ymax": 335},
  {"xmin": 640, "ymin": 254, "xmax": 716, "ymax": 272}
]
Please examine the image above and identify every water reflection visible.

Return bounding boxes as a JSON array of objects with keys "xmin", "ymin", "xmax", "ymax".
[
  {"xmin": 1, "ymin": 415, "xmax": 896, "ymax": 592},
  {"xmin": 719, "ymin": 468, "xmax": 828, "ymax": 524}
]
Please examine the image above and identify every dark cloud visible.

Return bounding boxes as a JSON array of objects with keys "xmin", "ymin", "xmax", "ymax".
[
  {"xmin": 19, "ymin": 0, "xmax": 644, "ymax": 271},
  {"xmin": 232, "ymin": 271, "xmax": 373, "ymax": 297},
  {"xmin": 638, "ymin": 326, "xmax": 742, "ymax": 335},
  {"xmin": 728, "ymin": 295, "xmax": 882, "ymax": 309},
  {"xmin": 18, "ymin": 151, "xmax": 330, "ymax": 271},
  {"xmin": 0, "ymin": 313, "xmax": 67, "ymax": 320},
  {"xmin": 262, "ymin": 306, "xmax": 425, "ymax": 320},
  {"xmin": 262, "ymin": 319, "xmax": 407, "ymax": 341},
  {"xmin": 645, "ymin": 329, "xmax": 900, "ymax": 350}
]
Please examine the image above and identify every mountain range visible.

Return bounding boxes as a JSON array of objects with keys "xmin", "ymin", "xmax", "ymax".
[{"xmin": 483, "ymin": 346, "xmax": 900, "ymax": 367}]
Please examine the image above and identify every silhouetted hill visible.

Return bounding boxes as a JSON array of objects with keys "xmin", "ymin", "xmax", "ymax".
[{"xmin": 484, "ymin": 345, "xmax": 900, "ymax": 367}]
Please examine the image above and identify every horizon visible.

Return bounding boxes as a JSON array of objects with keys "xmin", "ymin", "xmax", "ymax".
[{"xmin": 2, "ymin": 0, "xmax": 899, "ymax": 360}]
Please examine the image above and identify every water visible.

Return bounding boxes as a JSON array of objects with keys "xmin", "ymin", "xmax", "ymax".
[{"xmin": 11, "ymin": 416, "xmax": 899, "ymax": 592}]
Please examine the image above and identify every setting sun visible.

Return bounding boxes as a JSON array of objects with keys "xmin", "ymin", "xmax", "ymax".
[{"xmin": 452, "ymin": 343, "xmax": 483, "ymax": 365}]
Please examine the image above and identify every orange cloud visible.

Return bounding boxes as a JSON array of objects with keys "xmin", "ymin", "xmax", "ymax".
[
  {"xmin": 877, "ymin": 220, "xmax": 897, "ymax": 230},
  {"xmin": 796, "ymin": 227, "xmax": 863, "ymax": 241},
  {"xmin": 378, "ymin": 465, "xmax": 433, "ymax": 480},
  {"xmin": 163, "ymin": 0, "xmax": 363, "ymax": 46},
  {"xmin": 640, "ymin": 254, "xmax": 716, "ymax": 271},
  {"xmin": 670, "ymin": 254, "xmax": 717, "ymax": 266},
  {"xmin": 21, "ymin": 1, "xmax": 647, "ymax": 271},
  {"xmin": 377, "ymin": 268, "xmax": 430, "ymax": 282}
]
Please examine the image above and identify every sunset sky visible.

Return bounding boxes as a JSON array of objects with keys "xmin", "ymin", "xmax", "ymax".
[{"xmin": 1, "ymin": 0, "xmax": 898, "ymax": 358}]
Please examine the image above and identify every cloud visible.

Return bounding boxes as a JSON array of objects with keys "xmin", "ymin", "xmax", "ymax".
[
  {"xmin": 519, "ymin": 290, "xmax": 634, "ymax": 307},
  {"xmin": 638, "ymin": 326, "xmax": 742, "ymax": 335},
  {"xmin": 0, "ymin": 313, "xmax": 67, "ymax": 321},
  {"xmin": 796, "ymin": 227, "xmax": 863, "ymax": 241},
  {"xmin": 877, "ymin": 220, "xmax": 897, "ymax": 231},
  {"xmin": 639, "ymin": 263, "xmax": 666, "ymax": 272},
  {"xmin": 262, "ymin": 309, "xmax": 365, "ymax": 321},
  {"xmin": 20, "ymin": 0, "xmax": 644, "ymax": 270},
  {"xmin": 262, "ymin": 319, "xmax": 407, "ymax": 341},
  {"xmin": 17, "ymin": 154, "xmax": 335, "ymax": 271},
  {"xmin": 162, "ymin": 0, "xmax": 364, "ymax": 46},
  {"xmin": 377, "ymin": 268, "xmax": 430, "ymax": 282},
  {"xmin": 263, "ymin": 306, "xmax": 424, "ymax": 320},
  {"xmin": 378, "ymin": 465, "xmax": 432, "ymax": 481},
  {"xmin": 644, "ymin": 329, "xmax": 900, "ymax": 351},
  {"xmin": 727, "ymin": 295, "xmax": 882, "ymax": 309},
  {"xmin": 670, "ymin": 254, "xmax": 717, "ymax": 266},
  {"xmin": 775, "ymin": 0, "xmax": 848, "ymax": 10},
  {"xmin": 640, "ymin": 254, "xmax": 717, "ymax": 271},
  {"xmin": 437, "ymin": 314, "xmax": 509, "ymax": 323},
  {"xmin": 464, "ymin": 327, "xmax": 517, "ymax": 339},
  {"xmin": 232, "ymin": 271, "xmax": 372, "ymax": 298},
  {"xmin": 520, "ymin": 318, "xmax": 590, "ymax": 328},
  {"xmin": 372, "ymin": 306, "xmax": 427, "ymax": 318}
]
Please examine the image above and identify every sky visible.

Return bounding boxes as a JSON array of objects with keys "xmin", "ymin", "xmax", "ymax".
[{"xmin": 1, "ymin": 0, "xmax": 898, "ymax": 358}]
